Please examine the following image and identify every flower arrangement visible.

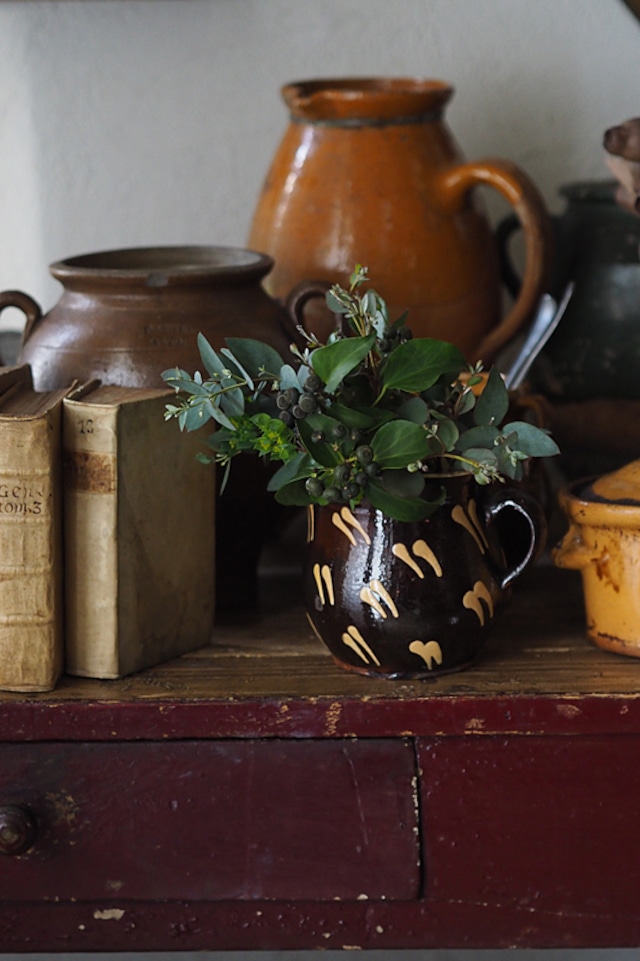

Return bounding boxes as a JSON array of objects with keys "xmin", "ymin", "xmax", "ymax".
[{"xmin": 162, "ymin": 266, "xmax": 558, "ymax": 521}]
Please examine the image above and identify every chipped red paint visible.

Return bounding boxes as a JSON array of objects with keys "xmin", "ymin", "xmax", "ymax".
[
  {"xmin": 2, "ymin": 692, "xmax": 640, "ymax": 742},
  {"xmin": 3, "ymin": 568, "xmax": 640, "ymax": 950}
]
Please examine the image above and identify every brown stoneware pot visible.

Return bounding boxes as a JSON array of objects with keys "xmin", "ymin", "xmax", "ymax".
[
  {"xmin": 304, "ymin": 475, "xmax": 547, "ymax": 678},
  {"xmin": 0, "ymin": 246, "xmax": 302, "ymax": 390},
  {"xmin": 248, "ymin": 77, "xmax": 552, "ymax": 362},
  {"xmin": 0, "ymin": 245, "xmax": 316, "ymax": 612}
]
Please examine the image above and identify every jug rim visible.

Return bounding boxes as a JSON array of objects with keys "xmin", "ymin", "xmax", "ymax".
[
  {"xmin": 282, "ymin": 76, "xmax": 453, "ymax": 124},
  {"xmin": 49, "ymin": 245, "xmax": 274, "ymax": 287}
]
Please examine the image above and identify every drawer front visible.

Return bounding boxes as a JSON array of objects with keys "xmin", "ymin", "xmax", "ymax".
[
  {"xmin": 0, "ymin": 738, "xmax": 420, "ymax": 902},
  {"xmin": 419, "ymin": 735, "xmax": 640, "ymax": 915}
]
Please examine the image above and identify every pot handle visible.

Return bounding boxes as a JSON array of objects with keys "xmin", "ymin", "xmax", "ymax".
[
  {"xmin": 484, "ymin": 487, "xmax": 548, "ymax": 588},
  {"xmin": 435, "ymin": 158, "xmax": 553, "ymax": 363},
  {"xmin": 553, "ymin": 524, "xmax": 601, "ymax": 571},
  {"xmin": 0, "ymin": 291, "xmax": 43, "ymax": 363}
]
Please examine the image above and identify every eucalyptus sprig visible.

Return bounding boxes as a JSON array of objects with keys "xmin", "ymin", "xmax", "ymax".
[{"xmin": 162, "ymin": 266, "xmax": 559, "ymax": 521}]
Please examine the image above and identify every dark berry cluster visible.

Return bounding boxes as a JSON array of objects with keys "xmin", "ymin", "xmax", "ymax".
[
  {"xmin": 377, "ymin": 324, "xmax": 412, "ymax": 355},
  {"xmin": 304, "ymin": 444, "xmax": 381, "ymax": 504},
  {"xmin": 275, "ymin": 371, "xmax": 323, "ymax": 426}
]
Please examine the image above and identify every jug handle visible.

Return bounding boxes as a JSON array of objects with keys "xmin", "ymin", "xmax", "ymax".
[
  {"xmin": 435, "ymin": 158, "xmax": 553, "ymax": 363},
  {"xmin": 0, "ymin": 291, "xmax": 43, "ymax": 362},
  {"xmin": 483, "ymin": 487, "xmax": 547, "ymax": 588}
]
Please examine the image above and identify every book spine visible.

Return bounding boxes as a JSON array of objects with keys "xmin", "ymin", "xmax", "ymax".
[
  {"xmin": 0, "ymin": 414, "xmax": 63, "ymax": 692},
  {"xmin": 63, "ymin": 401, "xmax": 119, "ymax": 678}
]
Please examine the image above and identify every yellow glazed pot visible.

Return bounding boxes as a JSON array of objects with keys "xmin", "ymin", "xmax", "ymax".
[{"xmin": 554, "ymin": 461, "xmax": 640, "ymax": 657}]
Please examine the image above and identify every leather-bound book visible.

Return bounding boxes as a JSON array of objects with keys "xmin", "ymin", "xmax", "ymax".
[
  {"xmin": 0, "ymin": 364, "xmax": 71, "ymax": 691},
  {"xmin": 62, "ymin": 383, "xmax": 216, "ymax": 679}
]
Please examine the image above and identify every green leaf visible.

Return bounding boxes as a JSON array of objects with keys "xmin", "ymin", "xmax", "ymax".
[
  {"xmin": 274, "ymin": 479, "xmax": 313, "ymax": 507},
  {"xmin": 458, "ymin": 447, "xmax": 499, "ymax": 469},
  {"xmin": 180, "ymin": 405, "xmax": 214, "ymax": 432},
  {"xmin": 495, "ymin": 447, "xmax": 520, "ymax": 480},
  {"xmin": 394, "ymin": 396, "xmax": 429, "ymax": 424},
  {"xmin": 162, "ymin": 366, "xmax": 192, "ymax": 384},
  {"xmin": 223, "ymin": 337, "xmax": 285, "ymax": 379},
  {"xmin": 217, "ymin": 384, "xmax": 245, "ymax": 417},
  {"xmin": 473, "ymin": 367, "xmax": 509, "ymax": 426},
  {"xmin": 278, "ymin": 363, "xmax": 304, "ymax": 391},
  {"xmin": 370, "ymin": 420, "xmax": 429, "ymax": 468},
  {"xmin": 218, "ymin": 459, "xmax": 232, "ymax": 494},
  {"xmin": 197, "ymin": 333, "xmax": 227, "ymax": 378},
  {"xmin": 380, "ymin": 469, "xmax": 425, "ymax": 499},
  {"xmin": 456, "ymin": 424, "xmax": 500, "ymax": 451},
  {"xmin": 431, "ymin": 416, "xmax": 459, "ymax": 451},
  {"xmin": 220, "ymin": 347, "xmax": 254, "ymax": 390},
  {"xmin": 267, "ymin": 452, "xmax": 315, "ymax": 492},
  {"xmin": 365, "ymin": 480, "xmax": 440, "ymax": 521},
  {"xmin": 206, "ymin": 402, "xmax": 236, "ymax": 431},
  {"xmin": 163, "ymin": 376, "xmax": 211, "ymax": 396},
  {"xmin": 457, "ymin": 389, "xmax": 476, "ymax": 415},
  {"xmin": 326, "ymin": 402, "xmax": 384, "ymax": 429},
  {"xmin": 311, "ymin": 333, "xmax": 376, "ymax": 394},
  {"xmin": 325, "ymin": 289, "xmax": 350, "ymax": 314},
  {"xmin": 380, "ymin": 338, "xmax": 466, "ymax": 395},
  {"xmin": 502, "ymin": 421, "xmax": 560, "ymax": 458},
  {"xmin": 297, "ymin": 416, "xmax": 342, "ymax": 467}
]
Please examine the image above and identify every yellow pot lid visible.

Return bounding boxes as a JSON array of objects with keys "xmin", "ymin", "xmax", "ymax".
[{"xmin": 591, "ymin": 459, "xmax": 640, "ymax": 503}]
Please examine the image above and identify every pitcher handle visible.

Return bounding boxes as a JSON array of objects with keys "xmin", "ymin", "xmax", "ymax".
[
  {"xmin": 483, "ymin": 487, "xmax": 547, "ymax": 588},
  {"xmin": 284, "ymin": 279, "xmax": 332, "ymax": 339},
  {"xmin": 436, "ymin": 158, "xmax": 553, "ymax": 363},
  {"xmin": 0, "ymin": 290, "xmax": 43, "ymax": 361}
]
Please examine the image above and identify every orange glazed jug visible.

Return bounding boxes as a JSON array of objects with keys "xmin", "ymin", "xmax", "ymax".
[{"xmin": 248, "ymin": 77, "xmax": 552, "ymax": 363}]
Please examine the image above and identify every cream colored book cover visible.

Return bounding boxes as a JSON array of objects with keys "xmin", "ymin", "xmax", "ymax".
[
  {"xmin": 63, "ymin": 383, "xmax": 216, "ymax": 678},
  {"xmin": 0, "ymin": 365, "xmax": 68, "ymax": 692}
]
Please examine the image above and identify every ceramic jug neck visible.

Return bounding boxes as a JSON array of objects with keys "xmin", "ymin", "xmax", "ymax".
[{"xmin": 282, "ymin": 77, "xmax": 453, "ymax": 125}]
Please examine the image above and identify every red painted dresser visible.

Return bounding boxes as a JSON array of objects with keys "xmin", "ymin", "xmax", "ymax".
[{"xmin": 1, "ymin": 563, "xmax": 639, "ymax": 951}]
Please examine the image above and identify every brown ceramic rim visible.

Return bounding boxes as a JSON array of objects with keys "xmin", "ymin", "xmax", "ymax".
[
  {"xmin": 49, "ymin": 246, "xmax": 274, "ymax": 287},
  {"xmin": 282, "ymin": 77, "xmax": 453, "ymax": 125}
]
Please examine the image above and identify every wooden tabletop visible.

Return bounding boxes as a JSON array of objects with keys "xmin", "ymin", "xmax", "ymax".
[{"xmin": 2, "ymin": 560, "xmax": 640, "ymax": 741}]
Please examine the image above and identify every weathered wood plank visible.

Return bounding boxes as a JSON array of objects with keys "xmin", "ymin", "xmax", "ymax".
[{"xmin": 2, "ymin": 563, "xmax": 640, "ymax": 740}]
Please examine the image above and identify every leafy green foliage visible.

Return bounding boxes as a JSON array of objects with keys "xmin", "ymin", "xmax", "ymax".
[
  {"xmin": 162, "ymin": 265, "xmax": 559, "ymax": 521},
  {"xmin": 311, "ymin": 333, "xmax": 376, "ymax": 393},
  {"xmin": 379, "ymin": 338, "xmax": 466, "ymax": 396}
]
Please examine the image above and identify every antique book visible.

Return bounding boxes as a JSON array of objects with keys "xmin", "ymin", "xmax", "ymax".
[
  {"xmin": 0, "ymin": 364, "xmax": 71, "ymax": 692},
  {"xmin": 62, "ymin": 382, "xmax": 216, "ymax": 679}
]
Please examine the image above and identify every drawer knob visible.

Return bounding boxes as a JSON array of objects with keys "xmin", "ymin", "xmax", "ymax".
[{"xmin": 0, "ymin": 804, "xmax": 37, "ymax": 855}]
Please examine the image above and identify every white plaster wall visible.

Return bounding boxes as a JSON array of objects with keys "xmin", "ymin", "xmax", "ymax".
[{"xmin": 0, "ymin": 0, "xmax": 638, "ymax": 332}]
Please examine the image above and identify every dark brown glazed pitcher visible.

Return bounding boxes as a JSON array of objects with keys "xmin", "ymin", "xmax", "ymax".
[{"xmin": 304, "ymin": 475, "xmax": 547, "ymax": 678}]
